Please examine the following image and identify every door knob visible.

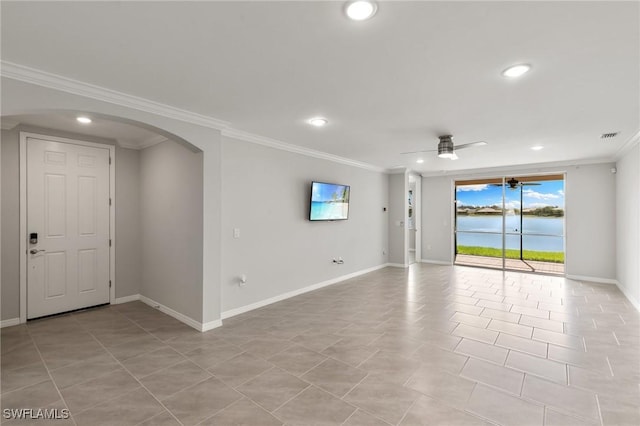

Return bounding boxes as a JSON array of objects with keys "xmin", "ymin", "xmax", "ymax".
[{"xmin": 30, "ymin": 249, "xmax": 45, "ymax": 255}]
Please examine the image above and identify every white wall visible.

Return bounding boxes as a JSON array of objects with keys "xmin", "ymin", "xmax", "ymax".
[
  {"xmin": 220, "ymin": 136, "xmax": 389, "ymax": 314},
  {"xmin": 115, "ymin": 147, "xmax": 141, "ymax": 299},
  {"xmin": 616, "ymin": 143, "xmax": 640, "ymax": 308},
  {"xmin": 421, "ymin": 163, "xmax": 617, "ymax": 280},
  {"xmin": 421, "ymin": 175, "xmax": 454, "ymax": 264},
  {"xmin": 388, "ymin": 173, "xmax": 406, "ymax": 265},
  {"xmin": 1, "ymin": 129, "xmax": 20, "ymax": 320},
  {"xmin": 139, "ymin": 140, "xmax": 204, "ymax": 322}
]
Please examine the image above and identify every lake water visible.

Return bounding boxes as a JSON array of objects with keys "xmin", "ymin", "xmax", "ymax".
[{"xmin": 456, "ymin": 216, "xmax": 564, "ymax": 252}]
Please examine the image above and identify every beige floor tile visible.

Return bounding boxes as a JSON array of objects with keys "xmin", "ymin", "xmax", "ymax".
[
  {"xmin": 0, "ymin": 380, "xmax": 61, "ymax": 411},
  {"xmin": 405, "ymin": 366, "xmax": 476, "ymax": 410},
  {"xmin": 598, "ymin": 393, "xmax": 640, "ymax": 426},
  {"xmin": 106, "ymin": 334, "xmax": 168, "ymax": 361},
  {"xmin": 521, "ymin": 375, "xmax": 600, "ymax": 422},
  {"xmin": 519, "ymin": 315, "xmax": 564, "ymax": 333},
  {"xmin": 184, "ymin": 341, "xmax": 245, "ymax": 369},
  {"xmin": 0, "ymin": 267, "xmax": 636, "ymax": 425},
  {"xmin": 141, "ymin": 360, "xmax": 211, "ymax": 400},
  {"xmin": 162, "ymin": 377, "xmax": 243, "ymax": 425},
  {"xmin": 545, "ymin": 408, "xmax": 598, "ymax": 426},
  {"xmin": 506, "ymin": 350, "xmax": 567, "ymax": 384},
  {"xmin": 495, "ymin": 333, "xmax": 548, "ymax": 358},
  {"xmin": 450, "ymin": 312, "xmax": 491, "ymax": 328},
  {"xmin": 302, "ymin": 358, "xmax": 366, "ymax": 398},
  {"xmin": 0, "ymin": 362, "xmax": 50, "ymax": 394},
  {"xmin": 121, "ymin": 347, "xmax": 186, "ymax": 379},
  {"xmin": 466, "ymin": 384, "xmax": 544, "ymax": 426},
  {"xmin": 460, "ymin": 358, "xmax": 524, "ymax": 395},
  {"xmin": 452, "ymin": 323, "xmax": 499, "ymax": 345},
  {"xmin": 480, "ymin": 308, "xmax": 521, "ymax": 324},
  {"xmin": 343, "ymin": 409, "xmax": 391, "ymax": 426},
  {"xmin": 49, "ymin": 352, "xmax": 121, "ymax": 389},
  {"xmin": 60, "ymin": 368, "xmax": 140, "ymax": 412},
  {"xmin": 400, "ymin": 395, "xmax": 490, "ymax": 426},
  {"xmin": 207, "ymin": 352, "xmax": 273, "ymax": 388},
  {"xmin": 138, "ymin": 411, "xmax": 181, "ymax": 426},
  {"xmin": 344, "ymin": 376, "xmax": 421, "ymax": 425},
  {"xmin": 358, "ymin": 350, "xmax": 421, "ymax": 385},
  {"xmin": 322, "ymin": 340, "xmax": 379, "ymax": 367},
  {"xmin": 240, "ymin": 337, "xmax": 292, "ymax": 359},
  {"xmin": 199, "ymin": 398, "xmax": 283, "ymax": 425},
  {"xmin": 511, "ymin": 305, "xmax": 550, "ymax": 320},
  {"xmin": 532, "ymin": 328, "xmax": 584, "ymax": 350},
  {"xmin": 73, "ymin": 388, "xmax": 164, "ymax": 426},
  {"xmin": 488, "ymin": 318, "xmax": 533, "ymax": 338},
  {"xmin": 454, "ymin": 338, "xmax": 509, "ymax": 365},
  {"xmin": 267, "ymin": 344, "xmax": 327, "ymax": 376},
  {"xmin": 236, "ymin": 368, "xmax": 309, "ymax": 412},
  {"xmin": 274, "ymin": 386, "xmax": 357, "ymax": 425},
  {"xmin": 412, "ymin": 344, "xmax": 469, "ymax": 374}
]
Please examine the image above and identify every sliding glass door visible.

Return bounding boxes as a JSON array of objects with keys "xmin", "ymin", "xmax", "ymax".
[{"xmin": 454, "ymin": 175, "xmax": 565, "ymax": 274}]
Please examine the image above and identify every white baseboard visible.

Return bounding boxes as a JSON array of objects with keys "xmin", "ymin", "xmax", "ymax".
[
  {"xmin": 386, "ymin": 263, "xmax": 408, "ymax": 268},
  {"xmin": 0, "ymin": 318, "xmax": 20, "ymax": 328},
  {"xmin": 421, "ymin": 259, "xmax": 452, "ymax": 266},
  {"xmin": 222, "ymin": 263, "xmax": 390, "ymax": 320},
  {"xmin": 565, "ymin": 274, "xmax": 618, "ymax": 285},
  {"xmin": 114, "ymin": 294, "xmax": 140, "ymax": 304},
  {"xmin": 201, "ymin": 319, "xmax": 223, "ymax": 332},
  {"xmin": 138, "ymin": 295, "xmax": 221, "ymax": 332},
  {"xmin": 614, "ymin": 281, "xmax": 640, "ymax": 312}
]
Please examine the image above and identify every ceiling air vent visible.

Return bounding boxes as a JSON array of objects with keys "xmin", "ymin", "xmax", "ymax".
[{"xmin": 601, "ymin": 132, "xmax": 619, "ymax": 139}]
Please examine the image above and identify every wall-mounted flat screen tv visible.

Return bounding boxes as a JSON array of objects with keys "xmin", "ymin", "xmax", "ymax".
[{"xmin": 309, "ymin": 181, "xmax": 350, "ymax": 221}]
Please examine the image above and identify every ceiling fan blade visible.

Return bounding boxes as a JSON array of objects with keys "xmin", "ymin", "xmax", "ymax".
[
  {"xmin": 454, "ymin": 141, "xmax": 488, "ymax": 150},
  {"xmin": 521, "ymin": 182, "xmax": 541, "ymax": 186},
  {"xmin": 400, "ymin": 149, "xmax": 436, "ymax": 155}
]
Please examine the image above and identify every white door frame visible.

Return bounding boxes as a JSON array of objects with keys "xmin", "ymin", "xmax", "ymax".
[{"xmin": 19, "ymin": 132, "xmax": 116, "ymax": 323}]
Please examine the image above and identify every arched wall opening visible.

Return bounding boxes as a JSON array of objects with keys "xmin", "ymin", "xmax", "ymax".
[{"xmin": 1, "ymin": 101, "xmax": 218, "ymax": 329}]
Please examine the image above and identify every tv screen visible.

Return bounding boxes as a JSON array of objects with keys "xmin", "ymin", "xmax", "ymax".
[{"xmin": 309, "ymin": 181, "xmax": 350, "ymax": 221}]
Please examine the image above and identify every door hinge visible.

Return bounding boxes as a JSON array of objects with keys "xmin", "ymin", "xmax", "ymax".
[
  {"xmin": 109, "ymin": 157, "xmax": 112, "ymax": 165},
  {"xmin": 109, "ymin": 280, "xmax": 112, "ymax": 288},
  {"xmin": 109, "ymin": 198, "xmax": 112, "ymax": 206},
  {"xmin": 109, "ymin": 239, "xmax": 112, "ymax": 247}
]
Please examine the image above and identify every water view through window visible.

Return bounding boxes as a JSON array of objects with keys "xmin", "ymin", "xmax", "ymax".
[{"xmin": 455, "ymin": 175, "xmax": 565, "ymax": 273}]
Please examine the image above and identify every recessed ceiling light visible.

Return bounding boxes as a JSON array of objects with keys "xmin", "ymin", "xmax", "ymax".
[
  {"xmin": 416, "ymin": 159, "xmax": 424, "ymax": 164},
  {"xmin": 345, "ymin": 1, "xmax": 377, "ymax": 21},
  {"xmin": 308, "ymin": 117, "xmax": 328, "ymax": 127},
  {"xmin": 76, "ymin": 116, "xmax": 92, "ymax": 124},
  {"xmin": 531, "ymin": 145, "xmax": 544, "ymax": 151},
  {"xmin": 502, "ymin": 64, "xmax": 531, "ymax": 78}
]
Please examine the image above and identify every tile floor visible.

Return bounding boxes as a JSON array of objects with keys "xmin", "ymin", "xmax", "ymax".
[{"xmin": 1, "ymin": 264, "xmax": 638, "ymax": 425}]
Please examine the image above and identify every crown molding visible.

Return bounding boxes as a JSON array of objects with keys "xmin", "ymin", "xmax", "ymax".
[
  {"xmin": 1, "ymin": 61, "xmax": 230, "ymax": 131},
  {"xmin": 222, "ymin": 128, "xmax": 387, "ymax": 173},
  {"xmin": 614, "ymin": 129, "xmax": 640, "ymax": 160},
  {"xmin": 420, "ymin": 157, "xmax": 615, "ymax": 178}
]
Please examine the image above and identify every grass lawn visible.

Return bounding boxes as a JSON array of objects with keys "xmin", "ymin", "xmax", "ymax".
[{"xmin": 457, "ymin": 245, "xmax": 564, "ymax": 263}]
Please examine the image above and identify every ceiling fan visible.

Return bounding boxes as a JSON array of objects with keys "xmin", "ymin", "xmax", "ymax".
[
  {"xmin": 491, "ymin": 178, "xmax": 541, "ymax": 190},
  {"xmin": 401, "ymin": 135, "xmax": 487, "ymax": 160}
]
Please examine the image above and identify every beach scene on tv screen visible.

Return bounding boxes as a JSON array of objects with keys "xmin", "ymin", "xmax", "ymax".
[{"xmin": 311, "ymin": 183, "xmax": 349, "ymax": 220}]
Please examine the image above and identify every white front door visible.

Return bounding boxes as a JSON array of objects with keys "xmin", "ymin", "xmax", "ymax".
[{"xmin": 26, "ymin": 137, "xmax": 111, "ymax": 319}]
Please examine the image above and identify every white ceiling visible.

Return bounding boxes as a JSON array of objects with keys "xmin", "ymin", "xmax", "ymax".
[{"xmin": 1, "ymin": 1, "xmax": 638, "ymax": 172}]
